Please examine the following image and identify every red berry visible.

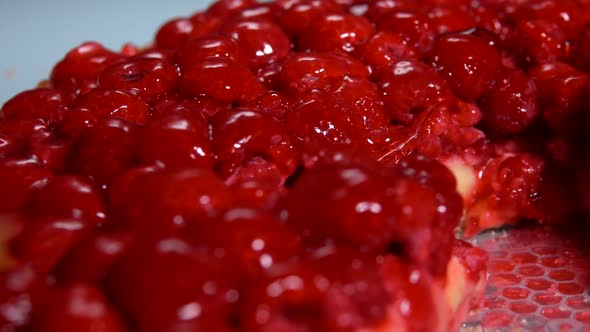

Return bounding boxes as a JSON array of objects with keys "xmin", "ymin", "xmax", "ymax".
[
  {"xmin": 106, "ymin": 237, "xmax": 238, "ymax": 332},
  {"xmin": 136, "ymin": 112, "xmax": 214, "ymax": 170},
  {"xmin": 528, "ymin": 0, "xmax": 584, "ymax": 38},
  {"xmin": 509, "ymin": 20, "xmax": 567, "ymax": 68},
  {"xmin": 31, "ymin": 283, "xmax": 127, "ymax": 332},
  {"xmin": 186, "ymin": 208, "xmax": 302, "ymax": 277},
  {"xmin": 180, "ymin": 57, "xmax": 264, "ymax": 103},
  {"xmin": 285, "ymin": 91, "xmax": 371, "ymax": 154},
  {"xmin": 274, "ymin": 0, "xmax": 344, "ymax": 37},
  {"xmin": 1, "ymin": 88, "xmax": 68, "ymax": 123},
  {"xmin": 108, "ymin": 168, "xmax": 232, "ymax": 239},
  {"xmin": 478, "ymin": 69, "xmax": 539, "ymax": 134},
  {"xmin": 298, "ymin": 14, "xmax": 375, "ymax": 53},
  {"xmin": 67, "ymin": 117, "xmax": 137, "ymax": 187},
  {"xmin": 365, "ymin": 0, "xmax": 418, "ymax": 22},
  {"xmin": 177, "ymin": 35, "xmax": 246, "ymax": 70},
  {"xmin": 50, "ymin": 42, "xmax": 123, "ymax": 96},
  {"xmin": 225, "ymin": 157, "xmax": 285, "ymax": 210},
  {"xmin": 25, "ymin": 175, "xmax": 106, "ymax": 224},
  {"xmin": 72, "ymin": 89, "xmax": 150, "ymax": 125},
  {"xmin": 221, "ymin": 19, "xmax": 291, "ymax": 68},
  {"xmin": 430, "ymin": 33, "xmax": 501, "ymax": 102},
  {"xmin": 29, "ymin": 135, "xmax": 71, "ymax": 174},
  {"xmin": 378, "ymin": 255, "xmax": 440, "ymax": 331},
  {"xmin": 0, "ymin": 161, "xmax": 53, "ymax": 212},
  {"xmin": 98, "ymin": 57, "xmax": 179, "ymax": 103},
  {"xmin": 211, "ymin": 108, "xmax": 299, "ymax": 180},
  {"xmin": 57, "ymin": 230, "xmax": 134, "ymax": 283},
  {"xmin": 428, "ymin": 6, "xmax": 477, "ymax": 35},
  {"xmin": 355, "ymin": 31, "xmax": 418, "ymax": 79},
  {"xmin": 155, "ymin": 18, "xmax": 197, "ymax": 49},
  {"xmin": 379, "ymin": 59, "xmax": 450, "ymax": 125},
  {"xmin": 535, "ymin": 64, "xmax": 589, "ymax": 137},
  {"xmin": 206, "ymin": 0, "xmax": 257, "ymax": 18},
  {"xmin": 279, "ymin": 51, "xmax": 369, "ymax": 95},
  {"xmin": 10, "ymin": 216, "xmax": 93, "ymax": 274},
  {"xmin": 377, "ymin": 10, "xmax": 436, "ymax": 54},
  {"xmin": 240, "ymin": 247, "xmax": 389, "ymax": 331}
]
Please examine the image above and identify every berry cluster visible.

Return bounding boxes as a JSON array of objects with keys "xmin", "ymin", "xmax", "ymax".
[{"xmin": 1, "ymin": 0, "xmax": 589, "ymax": 330}]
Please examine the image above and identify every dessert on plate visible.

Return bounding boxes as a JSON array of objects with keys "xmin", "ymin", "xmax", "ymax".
[{"xmin": 1, "ymin": 0, "xmax": 589, "ymax": 331}]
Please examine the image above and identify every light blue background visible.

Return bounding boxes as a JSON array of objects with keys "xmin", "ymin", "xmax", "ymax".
[{"xmin": 0, "ymin": 0, "xmax": 212, "ymax": 105}]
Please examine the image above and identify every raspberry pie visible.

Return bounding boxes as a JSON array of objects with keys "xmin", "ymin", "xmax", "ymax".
[{"xmin": 1, "ymin": 0, "xmax": 589, "ymax": 331}]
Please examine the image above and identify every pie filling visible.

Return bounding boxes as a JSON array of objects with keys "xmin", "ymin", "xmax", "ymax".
[{"xmin": 1, "ymin": 0, "xmax": 590, "ymax": 331}]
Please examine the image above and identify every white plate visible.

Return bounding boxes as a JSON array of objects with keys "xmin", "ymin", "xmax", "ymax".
[{"xmin": 0, "ymin": 0, "xmax": 213, "ymax": 105}]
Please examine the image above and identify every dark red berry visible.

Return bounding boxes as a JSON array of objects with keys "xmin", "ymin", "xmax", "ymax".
[
  {"xmin": 72, "ymin": 89, "xmax": 150, "ymax": 125},
  {"xmin": 478, "ymin": 69, "xmax": 539, "ymax": 134},
  {"xmin": 377, "ymin": 10, "xmax": 436, "ymax": 54},
  {"xmin": 50, "ymin": 42, "xmax": 123, "ymax": 96},
  {"xmin": 106, "ymin": 237, "xmax": 238, "ymax": 332},
  {"xmin": 10, "ymin": 216, "xmax": 93, "ymax": 274},
  {"xmin": 1, "ymin": 88, "xmax": 68, "ymax": 123},
  {"xmin": 180, "ymin": 57, "xmax": 265, "ymax": 103},
  {"xmin": 136, "ymin": 112, "xmax": 214, "ymax": 170},
  {"xmin": 98, "ymin": 57, "xmax": 179, "ymax": 103},
  {"xmin": 298, "ymin": 13, "xmax": 375, "ymax": 53},
  {"xmin": 25, "ymin": 175, "xmax": 106, "ymax": 224},
  {"xmin": 222, "ymin": 19, "xmax": 291, "ymax": 68},
  {"xmin": 31, "ymin": 283, "xmax": 127, "ymax": 332},
  {"xmin": 430, "ymin": 33, "xmax": 502, "ymax": 102},
  {"xmin": 67, "ymin": 117, "xmax": 137, "ymax": 187},
  {"xmin": 211, "ymin": 108, "xmax": 299, "ymax": 180}
]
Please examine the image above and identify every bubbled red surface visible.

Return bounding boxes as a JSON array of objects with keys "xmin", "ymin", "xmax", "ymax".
[{"xmin": 463, "ymin": 227, "xmax": 590, "ymax": 331}]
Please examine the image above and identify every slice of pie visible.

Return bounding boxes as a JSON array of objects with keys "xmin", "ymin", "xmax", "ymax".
[{"xmin": 1, "ymin": 0, "xmax": 589, "ymax": 331}]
